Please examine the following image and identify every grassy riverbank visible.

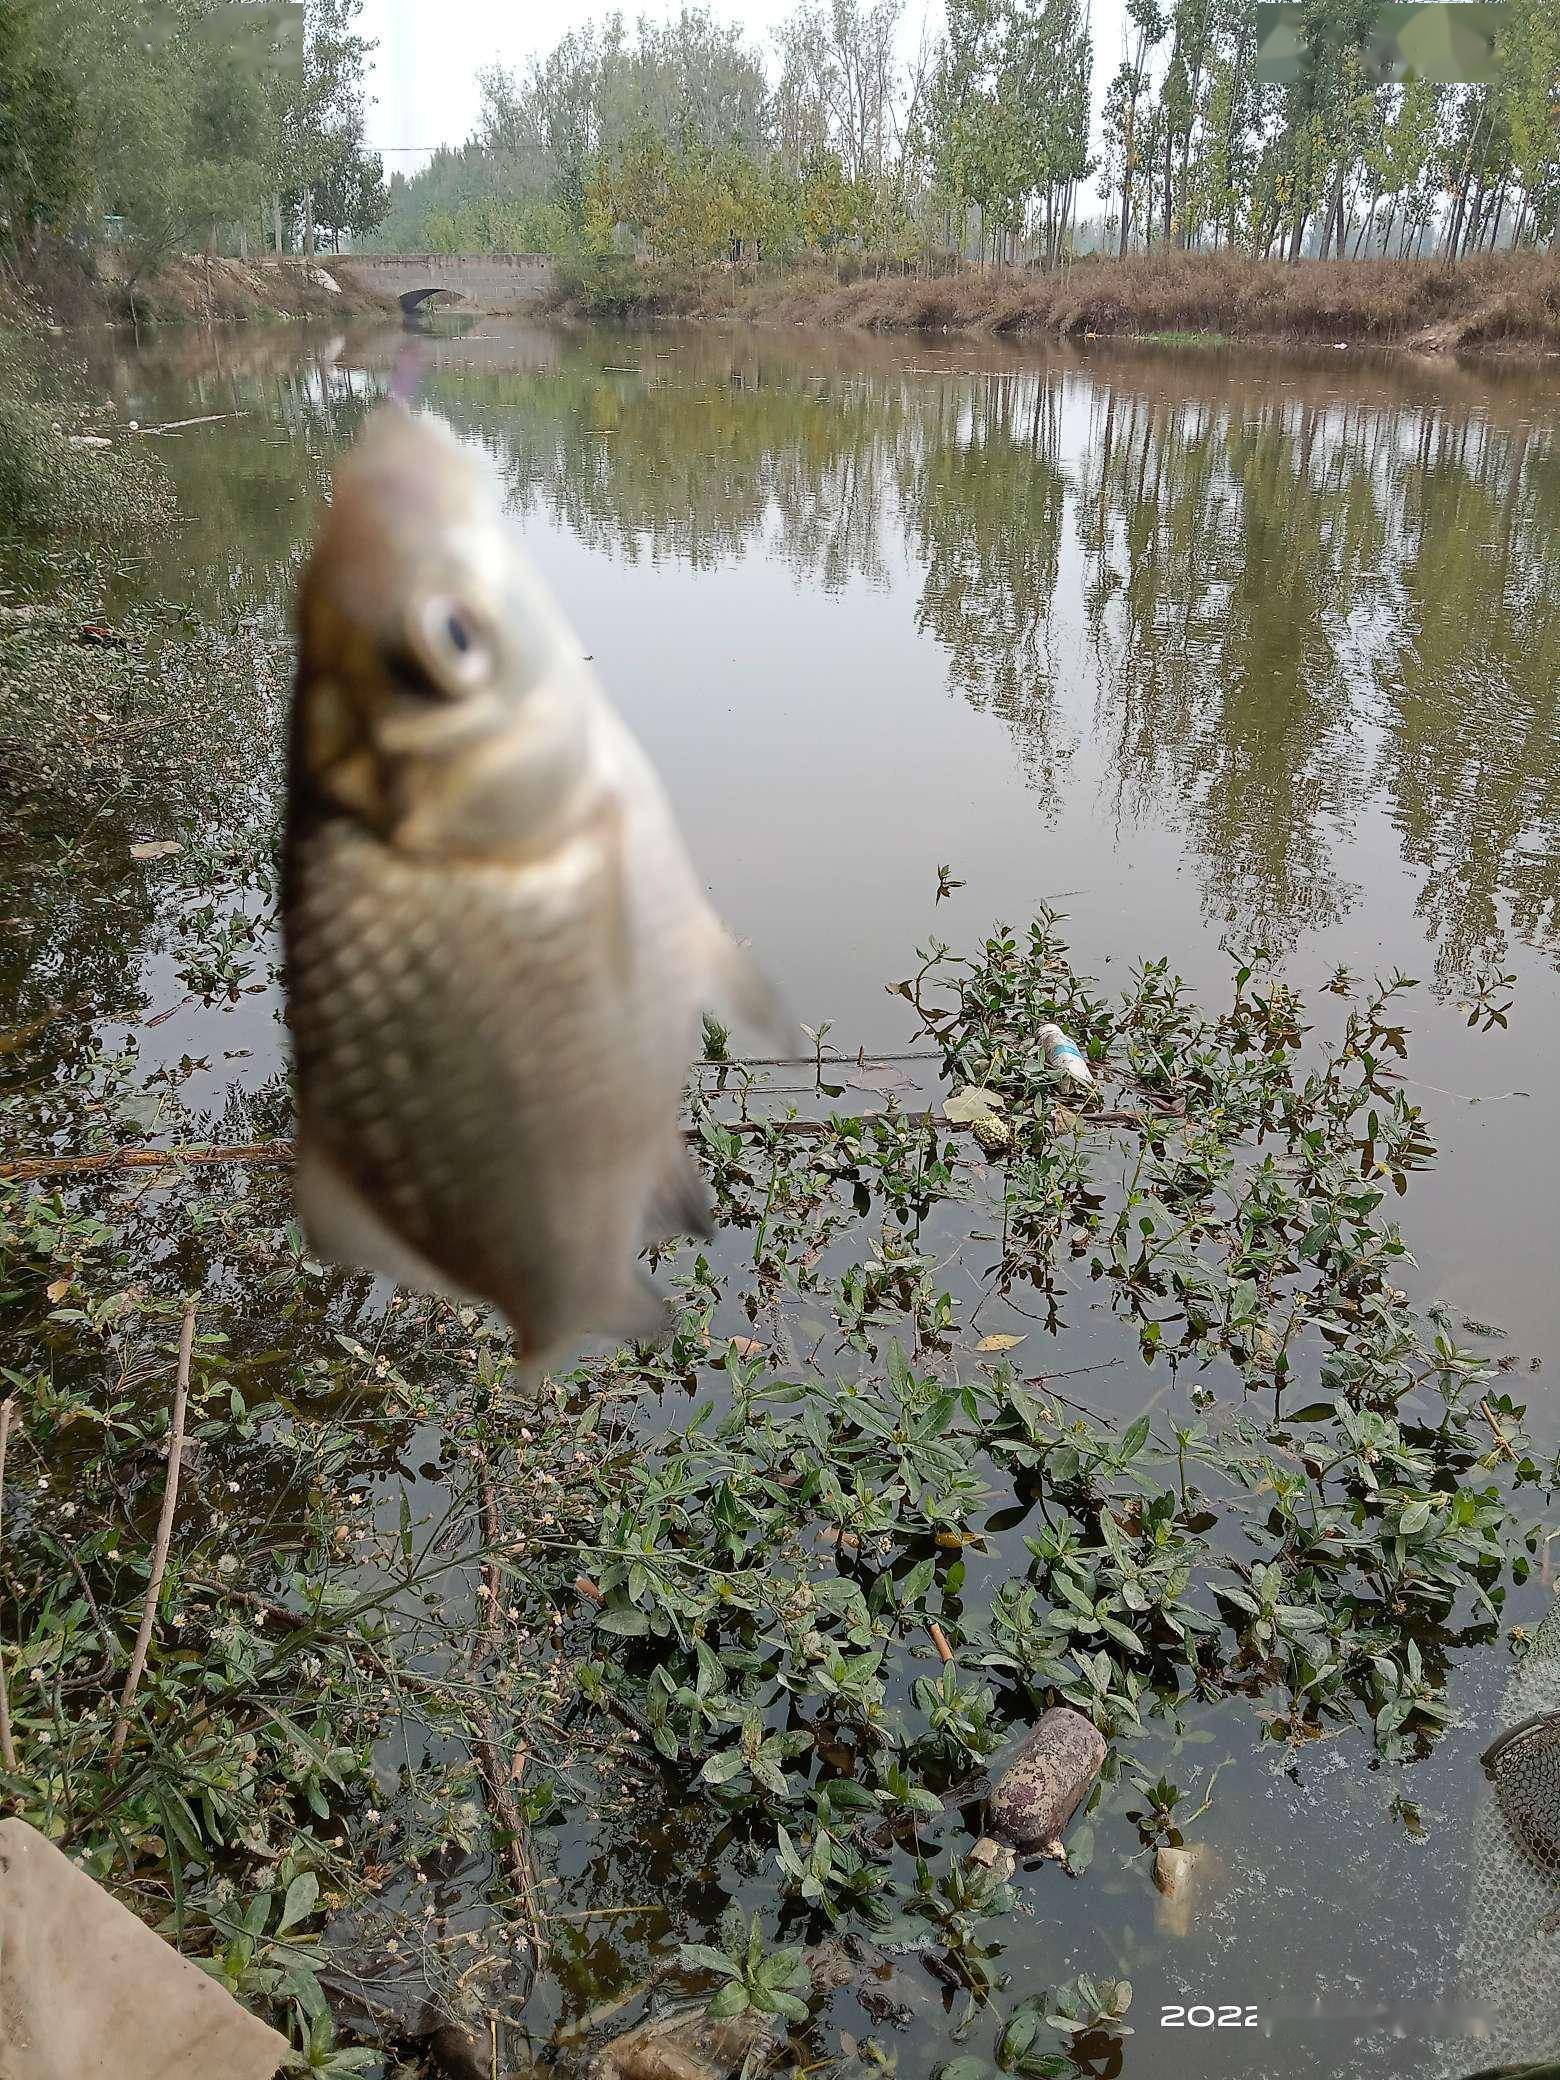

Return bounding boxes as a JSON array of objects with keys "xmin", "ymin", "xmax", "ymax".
[{"xmin": 545, "ymin": 249, "xmax": 1560, "ymax": 355}]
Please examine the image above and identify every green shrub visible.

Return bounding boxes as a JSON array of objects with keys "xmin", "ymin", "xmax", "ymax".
[{"xmin": 0, "ymin": 333, "xmax": 173, "ymax": 533}]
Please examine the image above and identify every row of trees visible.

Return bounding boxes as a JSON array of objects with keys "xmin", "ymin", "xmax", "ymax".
[
  {"xmin": 1099, "ymin": 0, "xmax": 1560, "ymax": 260},
  {"xmin": 0, "ymin": 0, "xmax": 387, "ymax": 282},
  {"xmin": 374, "ymin": 0, "xmax": 1559, "ymax": 268}
]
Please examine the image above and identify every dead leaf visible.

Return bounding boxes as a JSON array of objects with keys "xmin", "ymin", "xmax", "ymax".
[
  {"xmin": 943, "ymin": 1085, "xmax": 1005, "ymax": 1125},
  {"xmin": 45, "ymin": 1277, "xmax": 70, "ymax": 1303},
  {"xmin": 976, "ymin": 1333, "xmax": 1025, "ymax": 1352},
  {"xmin": 130, "ymin": 840, "xmax": 182, "ymax": 861},
  {"xmin": 727, "ymin": 1336, "xmax": 765, "ymax": 1360}
]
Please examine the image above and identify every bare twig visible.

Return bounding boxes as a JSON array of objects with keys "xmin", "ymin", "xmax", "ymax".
[
  {"xmin": 0, "ymin": 1397, "xmax": 18, "ymax": 1770},
  {"xmin": 1479, "ymin": 1398, "xmax": 1520, "ymax": 1462},
  {"xmin": 470, "ymin": 1454, "xmax": 549, "ymax": 1967},
  {"xmin": 929, "ymin": 1620, "xmax": 954, "ymax": 1665},
  {"xmin": 109, "ymin": 1299, "xmax": 195, "ymax": 1767}
]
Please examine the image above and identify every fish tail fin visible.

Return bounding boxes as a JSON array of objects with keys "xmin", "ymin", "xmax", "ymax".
[
  {"xmin": 644, "ymin": 1134, "xmax": 714, "ymax": 1248},
  {"xmin": 605, "ymin": 1274, "xmax": 674, "ymax": 1351}
]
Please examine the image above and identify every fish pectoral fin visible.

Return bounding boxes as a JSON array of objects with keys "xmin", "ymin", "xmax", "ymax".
[
  {"xmin": 644, "ymin": 1135, "xmax": 715, "ymax": 1247},
  {"xmin": 296, "ymin": 1131, "xmax": 472, "ymax": 1302},
  {"xmin": 701, "ymin": 918, "xmax": 792, "ymax": 1053}
]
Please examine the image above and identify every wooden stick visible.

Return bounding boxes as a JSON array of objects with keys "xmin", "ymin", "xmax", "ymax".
[
  {"xmin": 929, "ymin": 1621, "xmax": 954, "ymax": 1665},
  {"xmin": 109, "ymin": 1300, "xmax": 196, "ymax": 1767},
  {"xmin": 0, "ymin": 1397, "xmax": 17, "ymax": 1770},
  {"xmin": 0, "ymin": 1141, "xmax": 291, "ymax": 1183},
  {"xmin": 0, "ymin": 1101, "xmax": 1183, "ymax": 1184}
]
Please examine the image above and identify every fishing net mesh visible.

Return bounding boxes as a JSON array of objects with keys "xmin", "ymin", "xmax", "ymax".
[{"xmin": 1456, "ymin": 1596, "xmax": 1560, "ymax": 2072}]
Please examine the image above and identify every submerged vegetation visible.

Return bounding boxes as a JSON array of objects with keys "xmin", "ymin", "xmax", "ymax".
[{"xmin": 1, "ymin": 544, "xmax": 1556, "ymax": 2074}]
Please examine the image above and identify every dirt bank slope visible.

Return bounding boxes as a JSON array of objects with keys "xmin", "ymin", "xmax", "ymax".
[{"xmin": 547, "ymin": 249, "xmax": 1560, "ymax": 354}]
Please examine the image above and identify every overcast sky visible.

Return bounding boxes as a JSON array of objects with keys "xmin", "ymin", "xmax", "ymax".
[{"xmin": 359, "ymin": 0, "xmax": 1131, "ymax": 173}]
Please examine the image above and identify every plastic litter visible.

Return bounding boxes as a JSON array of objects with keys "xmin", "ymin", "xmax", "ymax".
[{"xmin": 1037, "ymin": 1023, "xmax": 1093, "ymax": 1087}]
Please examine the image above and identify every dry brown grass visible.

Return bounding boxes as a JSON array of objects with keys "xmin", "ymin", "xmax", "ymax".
[{"xmin": 553, "ymin": 249, "xmax": 1560, "ymax": 353}]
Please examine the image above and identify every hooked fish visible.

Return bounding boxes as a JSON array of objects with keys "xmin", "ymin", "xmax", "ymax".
[{"xmin": 283, "ymin": 404, "xmax": 775, "ymax": 1364}]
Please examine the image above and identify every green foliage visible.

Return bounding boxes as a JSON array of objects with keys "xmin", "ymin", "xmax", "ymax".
[
  {"xmin": 0, "ymin": 333, "xmax": 173, "ymax": 532},
  {"xmin": 411, "ymin": 0, "xmax": 1560, "ymax": 269},
  {"xmin": 0, "ymin": 0, "xmax": 385, "ymax": 272},
  {"xmin": 678, "ymin": 1908, "xmax": 812, "ymax": 2021}
]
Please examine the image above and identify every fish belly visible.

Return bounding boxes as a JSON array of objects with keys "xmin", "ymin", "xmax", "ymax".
[{"xmin": 285, "ymin": 816, "xmax": 699, "ymax": 1353}]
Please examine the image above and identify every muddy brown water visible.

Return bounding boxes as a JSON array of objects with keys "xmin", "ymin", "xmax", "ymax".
[{"xmin": 16, "ymin": 316, "xmax": 1560, "ymax": 2077}]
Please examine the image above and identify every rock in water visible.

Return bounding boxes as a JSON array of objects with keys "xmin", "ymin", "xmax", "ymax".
[
  {"xmin": 986, "ymin": 1706, "xmax": 1105, "ymax": 1850},
  {"xmin": 0, "ymin": 1818, "xmax": 289, "ymax": 2080}
]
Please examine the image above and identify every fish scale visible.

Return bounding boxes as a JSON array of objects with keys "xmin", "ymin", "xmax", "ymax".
[{"xmin": 289, "ymin": 812, "xmax": 700, "ymax": 1337}]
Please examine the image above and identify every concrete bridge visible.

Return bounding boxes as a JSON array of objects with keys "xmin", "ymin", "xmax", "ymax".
[{"xmin": 337, "ymin": 252, "xmax": 556, "ymax": 314}]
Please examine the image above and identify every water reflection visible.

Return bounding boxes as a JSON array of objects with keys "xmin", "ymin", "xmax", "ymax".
[{"xmin": 82, "ymin": 321, "xmax": 1560, "ymax": 995}]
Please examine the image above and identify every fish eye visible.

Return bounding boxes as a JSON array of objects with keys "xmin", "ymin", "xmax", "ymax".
[{"xmin": 402, "ymin": 593, "xmax": 493, "ymax": 697}]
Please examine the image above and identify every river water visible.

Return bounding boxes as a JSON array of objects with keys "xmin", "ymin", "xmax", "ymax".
[{"xmin": 27, "ymin": 316, "xmax": 1560, "ymax": 2075}]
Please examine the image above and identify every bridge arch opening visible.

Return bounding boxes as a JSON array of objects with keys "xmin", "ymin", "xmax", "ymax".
[{"xmin": 398, "ymin": 286, "xmax": 465, "ymax": 314}]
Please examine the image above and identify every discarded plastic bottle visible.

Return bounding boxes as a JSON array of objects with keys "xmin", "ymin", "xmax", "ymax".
[{"xmin": 1037, "ymin": 1022, "xmax": 1093, "ymax": 1087}]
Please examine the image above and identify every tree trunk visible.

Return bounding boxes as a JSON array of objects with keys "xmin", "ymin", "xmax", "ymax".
[
  {"xmin": 271, "ymin": 194, "xmax": 284, "ymax": 255},
  {"xmin": 304, "ymin": 186, "xmax": 316, "ymax": 258},
  {"xmin": 1119, "ymin": 98, "xmax": 1135, "ymax": 258},
  {"xmin": 1353, "ymin": 190, "xmax": 1378, "ymax": 257},
  {"xmin": 1462, "ymin": 174, "xmax": 1487, "ymax": 258},
  {"xmin": 1485, "ymin": 180, "xmax": 1507, "ymax": 249}
]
